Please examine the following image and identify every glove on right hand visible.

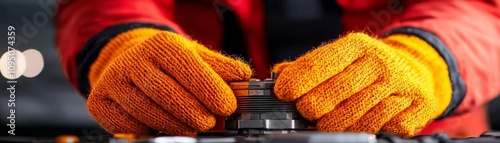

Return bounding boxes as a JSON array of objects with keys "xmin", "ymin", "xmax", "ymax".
[
  {"xmin": 271, "ymin": 33, "xmax": 453, "ymax": 137},
  {"xmin": 86, "ymin": 28, "xmax": 252, "ymax": 137}
]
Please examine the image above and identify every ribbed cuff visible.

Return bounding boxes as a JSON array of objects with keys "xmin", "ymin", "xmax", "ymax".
[{"xmin": 384, "ymin": 27, "xmax": 466, "ymax": 120}]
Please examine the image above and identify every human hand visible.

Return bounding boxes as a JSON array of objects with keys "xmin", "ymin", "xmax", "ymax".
[{"xmin": 86, "ymin": 29, "xmax": 252, "ymax": 136}]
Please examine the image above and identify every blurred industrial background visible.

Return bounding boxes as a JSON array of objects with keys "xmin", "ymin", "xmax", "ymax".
[
  {"xmin": 0, "ymin": 0, "xmax": 105, "ymax": 137},
  {"xmin": 0, "ymin": 0, "xmax": 498, "ymax": 137}
]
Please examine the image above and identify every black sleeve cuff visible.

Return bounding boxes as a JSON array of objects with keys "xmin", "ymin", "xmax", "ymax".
[
  {"xmin": 383, "ymin": 27, "xmax": 467, "ymax": 120},
  {"xmin": 76, "ymin": 22, "xmax": 176, "ymax": 98}
]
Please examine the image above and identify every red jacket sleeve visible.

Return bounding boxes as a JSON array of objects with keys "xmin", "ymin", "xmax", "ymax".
[
  {"xmin": 55, "ymin": 0, "xmax": 185, "ymax": 93},
  {"xmin": 381, "ymin": 0, "xmax": 500, "ymax": 117}
]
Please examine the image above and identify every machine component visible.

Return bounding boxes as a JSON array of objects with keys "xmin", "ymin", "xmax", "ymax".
[{"xmin": 224, "ymin": 72, "xmax": 310, "ymax": 135}]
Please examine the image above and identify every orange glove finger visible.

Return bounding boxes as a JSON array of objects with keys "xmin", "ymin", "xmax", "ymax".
[
  {"xmin": 346, "ymin": 96, "xmax": 412, "ymax": 133},
  {"xmin": 274, "ymin": 37, "xmax": 365, "ymax": 102},
  {"xmin": 271, "ymin": 61, "xmax": 294, "ymax": 73},
  {"xmin": 142, "ymin": 33, "xmax": 240, "ymax": 116},
  {"xmin": 382, "ymin": 91, "xmax": 436, "ymax": 136},
  {"xmin": 294, "ymin": 56, "xmax": 380, "ymax": 120},
  {"xmin": 194, "ymin": 44, "xmax": 252, "ymax": 82},
  {"xmin": 316, "ymin": 81, "xmax": 393, "ymax": 132},
  {"xmin": 108, "ymin": 82, "xmax": 197, "ymax": 136},
  {"xmin": 87, "ymin": 93, "xmax": 156, "ymax": 137},
  {"xmin": 129, "ymin": 62, "xmax": 215, "ymax": 132}
]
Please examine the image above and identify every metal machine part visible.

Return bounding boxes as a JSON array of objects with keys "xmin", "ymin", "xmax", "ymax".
[{"xmin": 225, "ymin": 72, "xmax": 310, "ymax": 135}]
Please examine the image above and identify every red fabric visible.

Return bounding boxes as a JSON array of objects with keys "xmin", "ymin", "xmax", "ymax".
[
  {"xmin": 227, "ymin": 0, "xmax": 269, "ymax": 80},
  {"xmin": 56, "ymin": 0, "xmax": 500, "ymax": 137},
  {"xmin": 340, "ymin": 0, "xmax": 405, "ymax": 35},
  {"xmin": 337, "ymin": 0, "xmax": 390, "ymax": 11},
  {"xmin": 175, "ymin": 0, "xmax": 222, "ymax": 51}
]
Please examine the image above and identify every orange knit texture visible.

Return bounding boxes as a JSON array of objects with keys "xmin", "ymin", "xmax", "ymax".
[
  {"xmin": 272, "ymin": 33, "xmax": 452, "ymax": 137},
  {"xmin": 86, "ymin": 28, "xmax": 252, "ymax": 137}
]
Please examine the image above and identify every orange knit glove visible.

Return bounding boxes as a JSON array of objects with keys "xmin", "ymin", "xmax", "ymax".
[
  {"xmin": 86, "ymin": 28, "xmax": 252, "ymax": 137},
  {"xmin": 272, "ymin": 33, "xmax": 452, "ymax": 137}
]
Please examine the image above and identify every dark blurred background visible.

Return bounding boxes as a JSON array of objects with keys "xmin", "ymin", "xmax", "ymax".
[
  {"xmin": 0, "ymin": 0, "xmax": 106, "ymax": 138},
  {"xmin": 0, "ymin": 0, "xmax": 498, "ymax": 138}
]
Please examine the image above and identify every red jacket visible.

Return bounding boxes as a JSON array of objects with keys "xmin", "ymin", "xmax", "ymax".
[{"xmin": 55, "ymin": 0, "xmax": 500, "ymax": 137}]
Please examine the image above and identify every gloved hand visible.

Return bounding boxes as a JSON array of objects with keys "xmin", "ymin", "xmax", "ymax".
[
  {"xmin": 86, "ymin": 28, "xmax": 252, "ymax": 137},
  {"xmin": 272, "ymin": 33, "xmax": 453, "ymax": 137}
]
